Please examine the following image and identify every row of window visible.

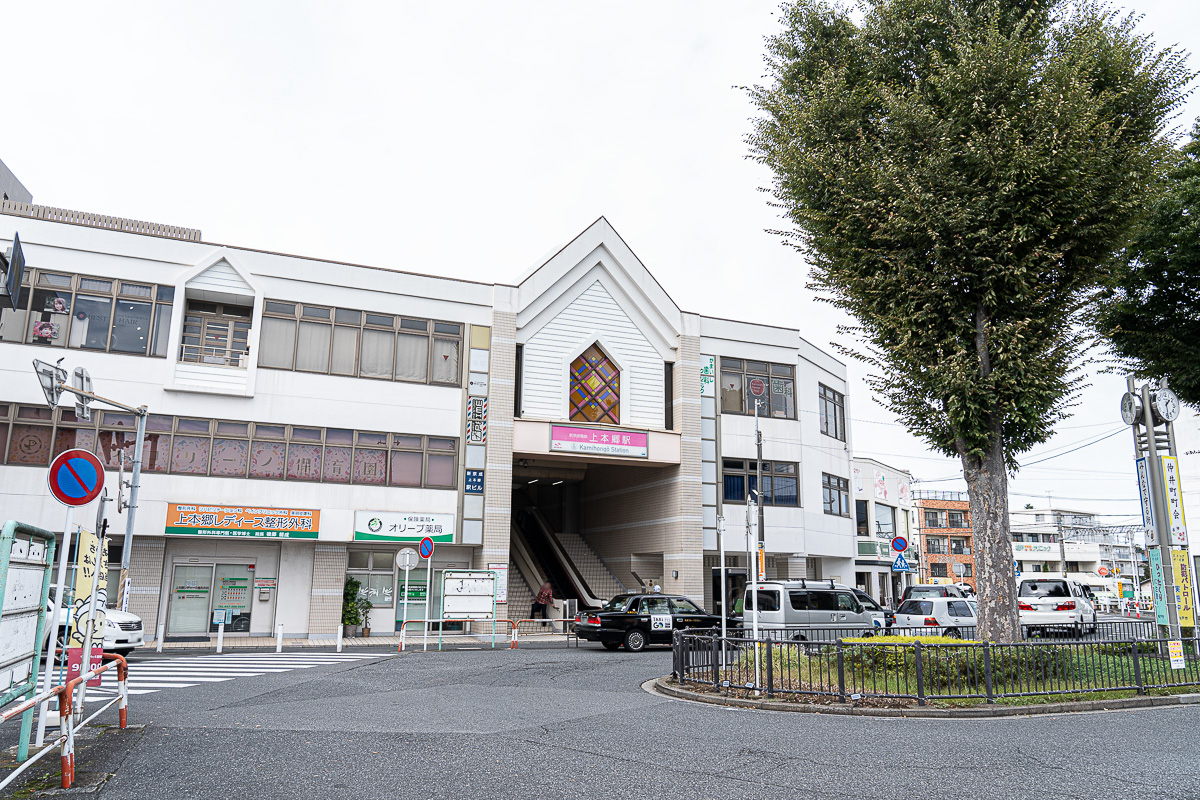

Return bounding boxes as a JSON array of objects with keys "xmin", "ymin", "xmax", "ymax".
[
  {"xmin": 719, "ymin": 359, "xmax": 796, "ymax": 419},
  {"xmin": 923, "ymin": 509, "xmax": 970, "ymax": 529},
  {"xmin": 0, "ymin": 269, "xmax": 175, "ymax": 357},
  {"xmin": 928, "ymin": 563, "xmax": 973, "ymax": 578},
  {"xmin": 258, "ymin": 300, "xmax": 462, "ymax": 385},
  {"xmin": 855, "ymin": 499, "xmax": 902, "ymax": 537},
  {"xmin": 721, "ymin": 460, "xmax": 799, "ymax": 506},
  {"xmin": 0, "ymin": 404, "xmax": 458, "ymax": 488},
  {"xmin": 926, "ymin": 537, "xmax": 972, "ymax": 555}
]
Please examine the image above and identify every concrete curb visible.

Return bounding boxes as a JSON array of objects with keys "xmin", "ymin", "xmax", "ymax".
[{"xmin": 653, "ymin": 677, "xmax": 1200, "ymax": 718}]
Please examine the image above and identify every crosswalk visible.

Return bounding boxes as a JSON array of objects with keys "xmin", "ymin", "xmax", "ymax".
[{"xmin": 80, "ymin": 652, "xmax": 384, "ymax": 702}]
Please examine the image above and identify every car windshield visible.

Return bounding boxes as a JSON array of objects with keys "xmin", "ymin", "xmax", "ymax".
[
  {"xmin": 907, "ymin": 588, "xmax": 945, "ymax": 599},
  {"xmin": 601, "ymin": 595, "xmax": 635, "ymax": 612},
  {"xmin": 1019, "ymin": 580, "xmax": 1070, "ymax": 598},
  {"xmin": 968, "ymin": 600, "xmax": 978, "ymax": 615},
  {"xmin": 897, "ymin": 600, "xmax": 932, "ymax": 616}
]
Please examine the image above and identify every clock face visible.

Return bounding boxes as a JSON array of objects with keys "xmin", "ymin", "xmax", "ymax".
[
  {"xmin": 1120, "ymin": 392, "xmax": 1138, "ymax": 425},
  {"xmin": 1155, "ymin": 388, "xmax": 1180, "ymax": 422}
]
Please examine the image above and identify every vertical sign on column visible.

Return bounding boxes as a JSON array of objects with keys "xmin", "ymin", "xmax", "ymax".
[
  {"xmin": 466, "ymin": 396, "xmax": 488, "ymax": 445},
  {"xmin": 1136, "ymin": 457, "xmax": 1154, "ymax": 542},
  {"xmin": 1161, "ymin": 456, "xmax": 1188, "ymax": 546},
  {"xmin": 1149, "ymin": 549, "xmax": 1171, "ymax": 626},
  {"xmin": 66, "ymin": 527, "xmax": 108, "ymax": 687},
  {"xmin": 1171, "ymin": 549, "xmax": 1195, "ymax": 627}
]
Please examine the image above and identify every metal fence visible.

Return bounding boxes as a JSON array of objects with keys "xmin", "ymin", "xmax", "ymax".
[
  {"xmin": 723, "ymin": 618, "xmax": 1158, "ymax": 643},
  {"xmin": 673, "ymin": 631, "xmax": 1200, "ymax": 706}
]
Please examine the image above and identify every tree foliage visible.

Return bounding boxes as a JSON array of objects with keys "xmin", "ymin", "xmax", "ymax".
[
  {"xmin": 747, "ymin": 0, "xmax": 1190, "ymax": 639},
  {"xmin": 1093, "ymin": 123, "xmax": 1200, "ymax": 406}
]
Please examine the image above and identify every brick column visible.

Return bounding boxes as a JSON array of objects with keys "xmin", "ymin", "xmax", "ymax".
[
  {"xmin": 475, "ymin": 304, "xmax": 516, "ymax": 576},
  {"xmin": 662, "ymin": 330, "xmax": 704, "ymax": 598}
]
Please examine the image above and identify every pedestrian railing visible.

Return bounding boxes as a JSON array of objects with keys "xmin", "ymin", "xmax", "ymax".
[
  {"xmin": 723, "ymin": 618, "xmax": 1157, "ymax": 643},
  {"xmin": 673, "ymin": 631, "xmax": 1200, "ymax": 706},
  {"xmin": 0, "ymin": 653, "xmax": 128, "ymax": 792},
  {"xmin": 397, "ymin": 618, "xmax": 517, "ymax": 651},
  {"xmin": 512, "ymin": 618, "xmax": 578, "ymax": 648}
]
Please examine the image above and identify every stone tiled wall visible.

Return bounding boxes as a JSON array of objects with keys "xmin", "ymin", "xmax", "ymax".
[
  {"xmin": 128, "ymin": 538, "xmax": 165, "ymax": 632},
  {"xmin": 306, "ymin": 543, "xmax": 348, "ymax": 637},
  {"xmin": 477, "ymin": 309, "xmax": 516, "ymax": 577}
]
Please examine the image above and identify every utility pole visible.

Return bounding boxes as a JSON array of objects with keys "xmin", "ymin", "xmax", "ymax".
[{"xmin": 755, "ymin": 397, "xmax": 765, "ymax": 582}]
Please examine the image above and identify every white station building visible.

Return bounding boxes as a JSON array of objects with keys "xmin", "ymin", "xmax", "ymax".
[{"xmin": 0, "ymin": 202, "xmax": 856, "ymax": 640}]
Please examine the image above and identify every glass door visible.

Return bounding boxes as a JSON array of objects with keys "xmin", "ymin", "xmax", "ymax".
[
  {"xmin": 211, "ymin": 564, "xmax": 253, "ymax": 632},
  {"xmin": 167, "ymin": 565, "xmax": 214, "ymax": 635}
]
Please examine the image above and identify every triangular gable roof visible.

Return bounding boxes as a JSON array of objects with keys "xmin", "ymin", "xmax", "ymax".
[
  {"xmin": 179, "ymin": 247, "xmax": 262, "ymax": 304},
  {"xmin": 515, "ymin": 217, "xmax": 682, "ymax": 356}
]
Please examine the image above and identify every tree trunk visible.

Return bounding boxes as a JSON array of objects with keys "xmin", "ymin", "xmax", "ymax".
[{"xmin": 962, "ymin": 437, "xmax": 1021, "ymax": 642}]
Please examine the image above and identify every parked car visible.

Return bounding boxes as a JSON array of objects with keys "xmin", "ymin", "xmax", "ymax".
[
  {"xmin": 893, "ymin": 597, "xmax": 977, "ymax": 637},
  {"xmin": 574, "ymin": 593, "xmax": 726, "ymax": 652},
  {"xmin": 901, "ymin": 584, "xmax": 967, "ymax": 601},
  {"xmin": 44, "ymin": 589, "xmax": 145, "ymax": 656},
  {"xmin": 739, "ymin": 580, "xmax": 878, "ymax": 637},
  {"xmin": 1017, "ymin": 578, "xmax": 1097, "ymax": 635},
  {"xmin": 852, "ymin": 589, "xmax": 893, "ymax": 629}
]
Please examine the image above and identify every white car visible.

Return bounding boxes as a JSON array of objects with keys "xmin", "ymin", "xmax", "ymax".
[
  {"xmin": 893, "ymin": 597, "xmax": 977, "ymax": 638},
  {"xmin": 1018, "ymin": 578, "xmax": 1097, "ymax": 634},
  {"xmin": 45, "ymin": 590, "xmax": 145, "ymax": 656}
]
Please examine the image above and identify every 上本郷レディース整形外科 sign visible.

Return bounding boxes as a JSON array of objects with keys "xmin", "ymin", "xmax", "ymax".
[{"xmin": 165, "ymin": 503, "xmax": 319, "ymax": 539}]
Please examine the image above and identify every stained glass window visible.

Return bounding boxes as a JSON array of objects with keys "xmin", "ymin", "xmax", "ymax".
[{"xmin": 569, "ymin": 345, "xmax": 620, "ymax": 424}]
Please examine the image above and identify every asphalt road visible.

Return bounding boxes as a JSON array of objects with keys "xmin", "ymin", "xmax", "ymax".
[{"xmin": 3, "ymin": 643, "xmax": 1198, "ymax": 800}]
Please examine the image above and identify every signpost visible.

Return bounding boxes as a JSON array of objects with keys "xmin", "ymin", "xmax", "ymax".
[
  {"xmin": 420, "ymin": 537, "xmax": 434, "ymax": 651},
  {"xmin": 892, "ymin": 552, "xmax": 912, "ymax": 573},
  {"xmin": 398, "ymin": 547, "xmax": 417, "ymax": 646},
  {"xmin": 891, "ymin": 535, "xmax": 908, "ymax": 553}
]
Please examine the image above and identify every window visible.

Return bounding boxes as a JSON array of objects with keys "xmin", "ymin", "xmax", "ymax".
[
  {"xmin": 671, "ymin": 597, "xmax": 702, "ymax": 614},
  {"xmin": 924, "ymin": 510, "xmax": 944, "ymax": 528},
  {"xmin": 875, "ymin": 504, "xmax": 896, "ymax": 538},
  {"xmin": 348, "ymin": 551, "xmax": 395, "ymax": 607},
  {"xmin": 948, "ymin": 600, "xmax": 973, "ymax": 617},
  {"xmin": 947, "ymin": 510, "xmax": 967, "ymax": 528},
  {"xmin": 722, "ymin": 460, "xmax": 798, "ymax": 506},
  {"xmin": 664, "ymin": 362, "xmax": 674, "ymax": 430},
  {"xmin": 719, "ymin": 358, "xmax": 795, "ymax": 418},
  {"xmin": 0, "ymin": 405, "xmax": 457, "ymax": 489},
  {"xmin": 821, "ymin": 473, "xmax": 850, "ymax": 516},
  {"xmin": 2, "ymin": 270, "xmax": 175, "ymax": 358},
  {"xmin": 569, "ymin": 344, "xmax": 620, "ymax": 424},
  {"xmin": 927, "ymin": 537, "xmax": 948, "ymax": 555},
  {"xmin": 930, "ymin": 563, "xmax": 948, "ymax": 578},
  {"xmin": 745, "ymin": 590, "xmax": 780, "ymax": 613},
  {"xmin": 856, "ymin": 500, "xmax": 869, "ymax": 536},
  {"xmin": 179, "ymin": 301, "xmax": 252, "ymax": 367},
  {"xmin": 818, "ymin": 384, "xmax": 846, "ymax": 441},
  {"xmin": 950, "ymin": 537, "xmax": 970, "ymax": 555},
  {"xmin": 959, "ymin": 564, "xmax": 973, "ymax": 578},
  {"xmin": 259, "ymin": 300, "xmax": 463, "ymax": 386}
]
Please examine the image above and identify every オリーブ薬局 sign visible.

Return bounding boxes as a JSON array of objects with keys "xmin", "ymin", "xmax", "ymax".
[
  {"xmin": 165, "ymin": 504, "xmax": 320, "ymax": 539},
  {"xmin": 353, "ymin": 511, "xmax": 455, "ymax": 543}
]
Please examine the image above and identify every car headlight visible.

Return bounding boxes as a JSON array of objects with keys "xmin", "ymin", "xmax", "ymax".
[{"xmin": 106, "ymin": 619, "xmax": 120, "ymax": 630}]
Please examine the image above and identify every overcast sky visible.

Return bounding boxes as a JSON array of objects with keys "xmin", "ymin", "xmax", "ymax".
[{"xmin": 5, "ymin": 0, "xmax": 1198, "ymax": 525}]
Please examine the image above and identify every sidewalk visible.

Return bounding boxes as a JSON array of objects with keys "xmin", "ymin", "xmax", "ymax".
[{"xmin": 144, "ymin": 629, "xmax": 575, "ymax": 651}]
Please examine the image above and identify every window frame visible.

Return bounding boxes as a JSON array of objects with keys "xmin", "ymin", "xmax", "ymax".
[
  {"xmin": 721, "ymin": 459, "xmax": 800, "ymax": 507},
  {"xmin": 821, "ymin": 473, "xmax": 851, "ymax": 517},
  {"xmin": 718, "ymin": 358, "xmax": 797, "ymax": 419},
  {"xmin": 818, "ymin": 383, "xmax": 846, "ymax": 441}
]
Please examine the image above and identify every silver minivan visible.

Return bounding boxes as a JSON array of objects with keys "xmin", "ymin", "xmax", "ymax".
[{"xmin": 740, "ymin": 579, "xmax": 878, "ymax": 637}]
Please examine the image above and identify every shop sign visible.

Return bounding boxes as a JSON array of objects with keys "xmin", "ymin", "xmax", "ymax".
[
  {"xmin": 253, "ymin": 578, "xmax": 276, "ymax": 589},
  {"xmin": 165, "ymin": 503, "xmax": 320, "ymax": 539},
  {"xmin": 1171, "ymin": 549, "xmax": 1195, "ymax": 627},
  {"xmin": 1012, "ymin": 542, "xmax": 1054, "ymax": 555},
  {"xmin": 1161, "ymin": 456, "xmax": 1188, "ymax": 546},
  {"xmin": 700, "ymin": 356, "xmax": 715, "ymax": 398},
  {"xmin": 353, "ymin": 511, "xmax": 455, "ymax": 543},
  {"xmin": 549, "ymin": 424, "xmax": 648, "ymax": 458},
  {"xmin": 466, "ymin": 395, "xmax": 488, "ymax": 444},
  {"xmin": 1168, "ymin": 640, "xmax": 1186, "ymax": 670},
  {"xmin": 465, "ymin": 469, "xmax": 484, "ymax": 494},
  {"xmin": 488, "ymin": 563, "xmax": 509, "ymax": 603}
]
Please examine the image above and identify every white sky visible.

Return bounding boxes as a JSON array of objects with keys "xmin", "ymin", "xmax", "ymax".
[{"xmin": 4, "ymin": 0, "xmax": 1198, "ymax": 525}]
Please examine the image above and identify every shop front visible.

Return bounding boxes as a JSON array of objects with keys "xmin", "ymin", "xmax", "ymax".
[
  {"xmin": 349, "ymin": 510, "xmax": 470, "ymax": 635},
  {"xmin": 160, "ymin": 502, "xmax": 319, "ymax": 639}
]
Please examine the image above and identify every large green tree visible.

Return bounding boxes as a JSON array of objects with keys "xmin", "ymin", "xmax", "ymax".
[
  {"xmin": 748, "ymin": 0, "xmax": 1190, "ymax": 640},
  {"xmin": 1094, "ymin": 122, "xmax": 1200, "ymax": 405}
]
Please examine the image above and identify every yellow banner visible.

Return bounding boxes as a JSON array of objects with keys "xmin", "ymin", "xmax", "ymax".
[
  {"xmin": 66, "ymin": 527, "xmax": 108, "ymax": 646},
  {"xmin": 1172, "ymin": 549, "xmax": 1195, "ymax": 628}
]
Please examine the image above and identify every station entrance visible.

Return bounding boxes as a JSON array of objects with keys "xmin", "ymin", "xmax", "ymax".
[{"xmin": 506, "ymin": 456, "xmax": 692, "ymax": 617}]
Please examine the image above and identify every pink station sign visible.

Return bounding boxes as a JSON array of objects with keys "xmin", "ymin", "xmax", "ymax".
[{"xmin": 550, "ymin": 425, "xmax": 649, "ymax": 458}]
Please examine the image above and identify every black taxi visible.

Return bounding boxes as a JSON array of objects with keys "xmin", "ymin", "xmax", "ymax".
[{"xmin": 574, "ymin": 593, "xmax": 728, "ymax": 652}]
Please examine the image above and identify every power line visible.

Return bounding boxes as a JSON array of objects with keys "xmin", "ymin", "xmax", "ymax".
[{"xmin": 1018, "ymin": 428, "xmax": 1127, "ymax": 467}]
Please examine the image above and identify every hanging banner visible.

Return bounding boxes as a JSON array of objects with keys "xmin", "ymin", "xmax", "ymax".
[
  {"xmin": 1148, "ymin": 549, "xmax": 1171, "ymax": 626},
  {"xmin": 1136, "ymin": 458, "xmax": 1154, "ymax": 540},
  {"xmin": 1171, "ymin": 549, "xmax": 1195, "ymax": 627},
  {"xmin": 66, "ymin": 527, "xmax": 108, "ymax": 687},
  {"xmin": 1161, "ymin": 456, "xmax": 1189, "ymax": 546},
  {"xmin": 700, "ymin": 356, "xmax": 715, "ymax": 397}
]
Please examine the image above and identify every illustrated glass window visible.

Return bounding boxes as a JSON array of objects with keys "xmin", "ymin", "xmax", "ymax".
[
  {"xmin": 26, "ymin": 289, "xmax": 71, "ymax": 347},
  {"xmin": 170, "ymin": 436, "xmax": 210, "ymax": 474},
  {"xmin": 210, "ymin": 439, "xmax": 250, "ymax": 476},
  {"xmin": 389, "ymin": 451, "xmax": 422, "ymax": 487},
  {"xmin": 250, "ymin": 441, "xmax": 287, "ymax": 479},
  {"xmin": 286, "ymin": 443, "xmax": 323, "ymax": 480},
  {"xmin": 354, "ymin": 448, "xmax": 387, "ymax": 485},
  {"xmin": 569, "ymin": 344, "xmax": 619, "ymax": 424},
  {"xmin": 8, "ymin": 424, "xmax": 52, "ymax": 465}
]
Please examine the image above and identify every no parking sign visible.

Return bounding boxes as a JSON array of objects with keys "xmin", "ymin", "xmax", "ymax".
[{"xmin": 48, "ymin": 449, "xmax": 105, "ymax": 507}]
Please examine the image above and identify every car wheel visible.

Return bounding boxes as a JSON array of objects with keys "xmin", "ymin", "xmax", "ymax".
[
  {"xmin": 624, "ymin": 629, "xmax": 647, "ymax": 652},
  {"xmin": 602, "ymin": 642, "xmax": 620, "ymax": 651},
  {"xmin": 943, "ymin": 627, "xmax": 960, "ymax": 639}
]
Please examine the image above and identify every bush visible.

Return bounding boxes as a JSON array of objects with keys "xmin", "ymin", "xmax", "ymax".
[{"xmin": 342, "ymin": 576, "xmax": 363, "ymax": 626}]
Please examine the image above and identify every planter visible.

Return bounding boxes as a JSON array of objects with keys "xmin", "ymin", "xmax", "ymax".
[
  {"xmin": 346, "ymin": 625, "xmax": 360, "ymax": 637},
  {"xmin": 361, "ymin": 627, "xmax": 372, "ymax": 638}
]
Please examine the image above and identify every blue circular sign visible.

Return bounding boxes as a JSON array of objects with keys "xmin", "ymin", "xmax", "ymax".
[
  {"xmin": 419, "ymin": 537, "xmax": 435, "ymax": 559},
  {"xmin": 48, "ymin": 448, "xmax": 105, "ymax": 507},
  {"xmin": 891, "ymin": 535, "xmax": 908, "ymax": 553}
]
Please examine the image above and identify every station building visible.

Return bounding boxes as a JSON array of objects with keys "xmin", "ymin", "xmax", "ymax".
[{"xmin": 0, "ymin": 202, "xmax": 855, "ymax": 640}]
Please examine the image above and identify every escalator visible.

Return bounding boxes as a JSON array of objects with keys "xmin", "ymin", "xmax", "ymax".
[{"xmin": 512, "ymin": 505, "xmax": 606, "ymax": 610}]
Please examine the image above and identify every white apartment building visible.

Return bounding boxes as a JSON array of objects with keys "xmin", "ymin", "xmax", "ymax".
[
  {"xmin": 1009, "ymin": 507, "xmax": 1138, "ymax": 598},
  {"xmin": 850, "ymin": 457, "xmax": 916, "ymax": 606},
  {"xmin": 0, "ymin": 203, "xmax": 855, "ymax": 640}
]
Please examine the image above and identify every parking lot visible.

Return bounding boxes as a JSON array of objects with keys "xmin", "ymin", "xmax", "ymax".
[{"xmin": 3, "ymin": 642, "xmax": 1199, "ymax": 799}]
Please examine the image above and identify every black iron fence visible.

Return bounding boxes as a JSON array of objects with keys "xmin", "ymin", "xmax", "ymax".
[
  {"xmin": 721, "ymin": 618, "xmax": 1157, "ymax": 643},
  {"xmin": 673, "ymin": 630, "xmax": 1200, "ymax": 706}
]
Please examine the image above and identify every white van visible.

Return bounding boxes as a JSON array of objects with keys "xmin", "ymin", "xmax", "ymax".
[{"xmin": 740, "ymin": 580, "xmax": 878, "ymax": 637}]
